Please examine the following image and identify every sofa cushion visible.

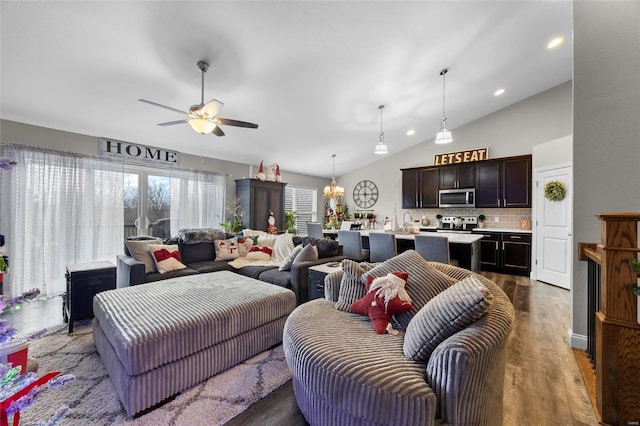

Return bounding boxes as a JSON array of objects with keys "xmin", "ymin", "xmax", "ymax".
[
  {"xmin": 125, "ymin": 238, "xmax": 163, "ymax": 273},
  {"xmin": 362, "ymin": 250, "xmax": 456, "ymax": 330},
  {"xmin": 292, "ymin": 237, "xmax": 340, "ymax": 258},
  {"xmin": 234, "ymin": 265, "xmax": 278, "ymax": 280},
  {"xmin": 214, "ymin": 237, "xmax": 240, "ymax": 261},
  {"xmin": 280, "ymin": 244, "xmax": 304, "ymax": 271},
  {"xmin": 145, "ymin": 267, "xmax": 199, "ymax": 283},
  {"xmin": 148, "ymin": 244, "xmax": 187, "ymax": 274},
  {"xmin": 179, "ymin": 241, "xmax": 216, "ymax": 264},
  {"xmin": 258, "ymin": 268, "xmax": 292, "ymax": 288},
  {"xmin": 334, "ymin": 260, "xmax": 377, "ymax": 312},
  {"xmin": 403, "ymin": 275, "xmax": 494, "ymax": 361},
  {"xmin": 186, "ymin": 260, "xmax": 234, "ymax": 274}
]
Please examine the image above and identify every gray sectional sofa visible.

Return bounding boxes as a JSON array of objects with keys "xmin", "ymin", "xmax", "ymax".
[
  {"xmin": 283, "ymin": 250, "xmax": 515, "ymax": 426},
  {"xmin": 116, "ymin": 235, "xmax": 345, "ymax": 305}
]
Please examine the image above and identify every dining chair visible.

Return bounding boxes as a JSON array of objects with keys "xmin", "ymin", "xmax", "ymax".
[
  {"xmin": 338, "ymin": 230, "xmax": 369, "ymax": 261},
  {"xmin": 307, "ymin": 222, "xmax": 324, "ymax": 240},
  {"xmin": 368, "ymin": 232, "xmax": 397, "ymax": 263},
  {"xmin": 414, "ymin": 234, "xmax": 450, "ymax": 264}
]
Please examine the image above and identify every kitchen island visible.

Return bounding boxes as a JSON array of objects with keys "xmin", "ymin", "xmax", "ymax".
[{"xmin": 324, "ymin": 229, "xmax": 483, "ymax": 271}]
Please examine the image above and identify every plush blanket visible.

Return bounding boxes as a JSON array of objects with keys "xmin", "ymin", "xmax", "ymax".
[{"xmin": 228, "ymin": 233, "xmax": 294, "ymax": 269}]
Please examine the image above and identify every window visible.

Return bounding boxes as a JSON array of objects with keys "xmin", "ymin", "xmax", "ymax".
[{"xmin": 285, "ymin": 186, "xmax": 317, "ymax": 235}]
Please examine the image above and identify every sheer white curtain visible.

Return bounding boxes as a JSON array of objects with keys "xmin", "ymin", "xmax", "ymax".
[
  {"xmin": 0, "ymin": 144, "xmax": 124, "ymax": 298},
  {"xmin": 169, "ymin": 168, "xmax": 226, "ymax": 233}
]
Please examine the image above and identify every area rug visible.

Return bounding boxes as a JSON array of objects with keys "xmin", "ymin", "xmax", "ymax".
[{"xmin": 21, "ymin": 320, "xmax": 292, "ymax": 425}]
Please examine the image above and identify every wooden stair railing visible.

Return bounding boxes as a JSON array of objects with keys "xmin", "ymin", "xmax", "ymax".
[{"xmin": 579, "ymin": 212, "xmax": 640, "ymax": 425}]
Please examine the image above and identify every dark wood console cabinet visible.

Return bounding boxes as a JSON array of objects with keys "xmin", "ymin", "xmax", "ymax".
[
  {"xmin": 235, "ymin": 179, "xmax": 286, "ymax": 232},
  {"xmin": 64, "ymin": 261, "xmax": 116, "ymax": 333}
]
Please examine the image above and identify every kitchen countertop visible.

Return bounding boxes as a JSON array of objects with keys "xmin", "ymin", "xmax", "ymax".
[
  {"xmin": 472, "ymin": 228, "xmax": 532, "ymax": 234},
  {"xmin": 362, "ymin": 230, "xmax": 484, "ymax": 244}
]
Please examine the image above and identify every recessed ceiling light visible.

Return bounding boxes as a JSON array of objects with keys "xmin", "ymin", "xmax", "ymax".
[
  {"xmin": 494, "ymin": 88, "xmax": 506, "ymax": 97},
  {"xmin": 406, "ymin": 129, "xmax": 415, "ymax": 136},
  {"xmin": 547, "ymin": 37, "xmax": 564, "ymax": 49}
]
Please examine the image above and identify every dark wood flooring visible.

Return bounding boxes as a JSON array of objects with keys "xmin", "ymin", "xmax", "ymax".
[{"xmin": 8, "ymin": 273, "xmax": 599, "ymax": 425}]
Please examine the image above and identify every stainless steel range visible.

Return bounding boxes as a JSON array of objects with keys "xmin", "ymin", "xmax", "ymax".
[{"xmin": 437, "ymin": 216, "xmax": 478, "ymax": 233}]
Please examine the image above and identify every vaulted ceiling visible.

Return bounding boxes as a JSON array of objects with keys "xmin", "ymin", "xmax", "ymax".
[{"xmin": 0, "ymin": 1, "xmax": 572, "ymax": 178}]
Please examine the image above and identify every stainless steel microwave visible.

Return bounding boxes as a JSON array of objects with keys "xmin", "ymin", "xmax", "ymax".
[{"xmin": 438, "ymin": 188, "xmax": 475, "ymax": 208}]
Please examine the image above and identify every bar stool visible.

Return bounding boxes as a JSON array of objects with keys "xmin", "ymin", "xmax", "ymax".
[
  {"xmin": 368, "ymin": 232, "xmax": 397, "ymax": 262},
  {"xmin": 414, "ymin": 234, "xmax": 450, "ymax": 264},
  {"xmin": 307, "ymin": 222, "xmax": 324, "ymax": 239},
  {"xmin": 338, "ymin": 230, "xmax": 369, "ymax": 261}
]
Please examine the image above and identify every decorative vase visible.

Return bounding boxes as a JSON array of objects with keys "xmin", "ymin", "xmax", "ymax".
[
  {"xmin": 478, "ymin": 222, "xmax": 485, "ymax": 228},
  {"xmin": 0, "ymin": 340, "xmax": 29, "ymax": 373}
]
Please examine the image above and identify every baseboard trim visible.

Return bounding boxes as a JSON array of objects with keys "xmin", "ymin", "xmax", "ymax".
[{"xmin": 568, "ymin": 329, "xmax": 588, "ymax": 350}]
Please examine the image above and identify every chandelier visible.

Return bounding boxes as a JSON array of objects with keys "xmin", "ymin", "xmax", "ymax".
[
  {"xmin": 323, "ymin": 154, "xmax": 345, "ymax": 199},
  {"xmin": 435, "ymin": 68, "xmax": 453, "ymax": 144}
]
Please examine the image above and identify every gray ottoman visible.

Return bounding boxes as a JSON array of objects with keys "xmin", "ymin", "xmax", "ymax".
[{"xmin": 93, "ymin": 271, "xmax": 296, "ymax": 417}]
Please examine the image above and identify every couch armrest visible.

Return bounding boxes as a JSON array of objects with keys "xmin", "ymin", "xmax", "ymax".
[
  {"xmin": 290, "ymin": 255, "xmax": 346, "ymax": 305},
  {"xmin": 117, "ymin": 254, "xmax": 146, "ymax": 288},
  {"xmin": 425, "ymin": 289, "xmax": 514, "ymax": 425}
]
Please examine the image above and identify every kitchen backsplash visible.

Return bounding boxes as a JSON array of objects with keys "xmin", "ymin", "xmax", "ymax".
[{"xmin": 404, "ymin": 208, "xmax": 532, "ymax": 230}]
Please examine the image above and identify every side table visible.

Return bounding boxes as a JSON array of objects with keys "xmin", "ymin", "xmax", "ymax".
[
  {"xmin": 308, "ymin": 262, "xmax": 342, "ymax": 301},
  {"xmin": 64, "ymin": 261, "xmax": 116, "ymax": 333}
]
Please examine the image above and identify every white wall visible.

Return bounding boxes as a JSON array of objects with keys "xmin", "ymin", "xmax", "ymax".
[
  {"xmin": 0, "ymin": 119, "xmax": 328, "ymax": 224},
  {"xmin": 572, "ymin": 2, "xmax": 640, "ymax": 342},
  {"xmin": 338, "ymin": 82, "xmax": 573, "ymax": 228}
]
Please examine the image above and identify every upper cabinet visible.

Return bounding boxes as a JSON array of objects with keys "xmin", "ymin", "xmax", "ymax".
[
  {"xmin": 402, "ymin": 154, "xmax": 531, "ymax": 209},
  {"xmin": 401, "ymin": 167, "xmax": 439, "ymax": 209},
  {"xmin": 475, "ymin": 155, "xmax": 531, "ymax": 208},
  {"xmin": 439, "ymin": 164, "xmax": 476, "ymax": 189}
]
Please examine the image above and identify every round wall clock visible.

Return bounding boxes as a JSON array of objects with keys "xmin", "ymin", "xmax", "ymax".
[{"xmin": 353, "ymin": 180, "xmax": 379, "ymax": 209}]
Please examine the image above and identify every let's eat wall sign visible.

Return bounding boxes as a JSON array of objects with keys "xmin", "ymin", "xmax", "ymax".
[
  {"xmin": 434, "ymin": 148, "xmax": 488, "ymax": 166},
  {"xmin": 99, "ymin": 138, "xmax": 180, "ymax": 167}
]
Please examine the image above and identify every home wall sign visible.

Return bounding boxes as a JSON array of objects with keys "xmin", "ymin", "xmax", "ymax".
[
  {"xmin": 434, "ymin": 148, "xmax": 488, "ymax": 166},
  {"xmin": 99, "ymin": 138, "xmax": 180, "ymax": 167}
]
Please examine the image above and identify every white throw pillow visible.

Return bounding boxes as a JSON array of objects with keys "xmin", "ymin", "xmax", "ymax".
[
  {"xmin": 148, "ymin": 244, "xmax": 187, "ymax": 274},
  {"xmin": 279, "ymin": 244, "xmax": 304, "ymax": 271},
  {"xmin": 214, "ymin": 237, "xmax": 240, "ymax": 261},
  {"xmin": 125, "ymin": 238, "xmax": 163, "ymax": 273}
]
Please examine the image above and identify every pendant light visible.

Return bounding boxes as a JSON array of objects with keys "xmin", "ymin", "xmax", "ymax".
[
  {"xmin": 374, "ymin": 105, "xmax": 389, "ymax": 154},
  {"xmin": 434, "ymin": 68, "xmax": 453, "ymax": 144}
]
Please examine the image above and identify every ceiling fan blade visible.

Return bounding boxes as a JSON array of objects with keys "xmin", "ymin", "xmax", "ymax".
[
  {"xmin": 158, "ymin": 120, "xmax": 189, "ymax": 126},
  {"xmin": 215, "ymin": 117, "xmax": 259, "ymax": 129},
  {"xmin": 212, "ymin": 125, "xmax": 225, "ymax": 137},
  {"xmin": 200, "ymin": 99, "xmax": 224, "ymax": 117},
  {"xmin": 139, "ymin": 99, "xmax": 188, "ymax": 115}
]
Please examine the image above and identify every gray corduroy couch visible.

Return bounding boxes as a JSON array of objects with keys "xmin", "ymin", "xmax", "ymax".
[{"xmin": 283, "ymin": 256, "xmax": 514, "ymax": 426}]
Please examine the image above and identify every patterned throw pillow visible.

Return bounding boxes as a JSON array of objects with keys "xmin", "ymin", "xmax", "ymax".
[
  {"xmin": 245, "ymin": 246, "xmax": 273, "ymax": 260},
  {"xmin": 334, "ymin": 260, "xmax": 377, "ymax": 312},
  {"xmin": 125, "ymin": 238, "xmax": 163, "ymax": 273},
  {"xmin": 148, "ymin": 244, "xmax": 187, "ymax": 274},
  {"xmin": 237, "ymin": 236, "xmax": 255, "ymax": 257},
  {"xmin": 214, "ymin": 237, "xmax": 240, "ymax": 261},
  {"xmin": 362, "ymin": 250, "xmax": 456, "ymax": 330},
  {"xmin": 279, "ymin": 244, "xmax": 304, "ymax": 271},
  {"xmin": 403, "ymin": 275, "xmax": 494, "ymax": 361}
]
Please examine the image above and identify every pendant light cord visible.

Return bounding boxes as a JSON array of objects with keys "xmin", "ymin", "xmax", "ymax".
[
  {"xmin": 379, "ymin": 105, "xmax": 385, "ymax": 143},
  {"xmin": 440, "ymin": 68, "xmax": 448, "ymax": 127}
]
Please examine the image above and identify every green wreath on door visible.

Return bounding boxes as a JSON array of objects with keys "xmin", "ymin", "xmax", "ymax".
[{"xmin": 544, "ymin": 181, "xmax": 566, "ymax": 201}]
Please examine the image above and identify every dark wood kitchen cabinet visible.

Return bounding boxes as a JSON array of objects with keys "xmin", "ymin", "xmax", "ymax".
[
  {"xmin": 475, "ymin": 155, "xmax": 531, "ymax": 208},
  {"xmin": 235, "ymin": 179, "xmax": 286, "ymax": 232},
  {"xmin": 476, "ymin": 231, "xmax": 531, "ymax": 276},
  {"xmin": 439, "ymin": 164, "xmax": 475, "ymax": 189},
  {"xmin": 401, "ymin": 167, "xmax": 439, "ymax": 209}
]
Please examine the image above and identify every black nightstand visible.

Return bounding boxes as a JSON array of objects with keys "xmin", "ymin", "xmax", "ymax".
[
  {"xmin": 308, "ymin": 263, "xmax": 342, "ymax": 301},
  {"xmin": 64, "ymin": 261, "xmax": 116, "ymax": 332}
]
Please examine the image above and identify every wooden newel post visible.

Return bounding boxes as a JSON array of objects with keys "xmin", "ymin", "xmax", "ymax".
[{"xmin": 595, "ymin": 213, "xmax": 640, "ymax": 425}]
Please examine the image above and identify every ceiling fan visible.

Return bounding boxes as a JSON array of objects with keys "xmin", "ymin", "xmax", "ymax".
[{"xmin": 139, "ymin": 60, "xmax": 258, "ymax": 136}]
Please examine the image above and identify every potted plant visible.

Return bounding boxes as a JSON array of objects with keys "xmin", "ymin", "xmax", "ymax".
[
  {"xmin": 436, "ymin": 214, "xmax": 443, "ymax": 227},
  {"xmin": 0, "ymin": 255, "xmax": 6, "ymax": 287},
  {"xmin": 221, "ymin": 195, "xmax": 245, "ymax": 233},
  {"xmin": 478, "ymin": 214, "xmax": 486, "ymax": 228},
  {"xmin": 284, "ymin": 210, "xmax": 297, "ymax": 234}
]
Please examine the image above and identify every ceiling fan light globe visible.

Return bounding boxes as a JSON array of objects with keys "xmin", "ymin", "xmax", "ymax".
[
  {"xmin": 189, "ymin": 118, "xmax": 216, "ymax": 134},
  {"xmin": 434, "ymin": 130, "xmax": 453, "ymax": 144}
]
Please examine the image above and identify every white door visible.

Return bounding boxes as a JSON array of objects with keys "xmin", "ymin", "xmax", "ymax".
[{"xmin": 535, "ymin": 164, "xmax": 572, "ymax": 289}]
